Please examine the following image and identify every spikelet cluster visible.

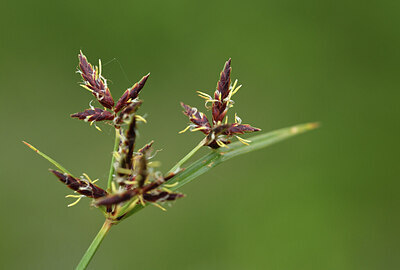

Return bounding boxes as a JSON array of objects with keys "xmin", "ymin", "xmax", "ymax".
[{"xmin": 180, "ymin": 59, "xmax": 260, "ymax": 148}]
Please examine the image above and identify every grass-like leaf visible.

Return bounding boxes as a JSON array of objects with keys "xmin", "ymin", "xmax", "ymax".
[
  {"xmin": 23, "ymin": 141, "xmax": 73, "ymax": 176},
  {"xmin": 121, "ymin": 122, "xmax": 318, "ymax": 219}
]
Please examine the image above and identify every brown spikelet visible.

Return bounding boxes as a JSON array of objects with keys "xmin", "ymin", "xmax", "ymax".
[
  {"xmin": 118, "ymin": 115, "xmax": 137, "ymax": 176},
  {"xmin": 181, "ymin": 102, "xmax": 211, "ymax": 134},
  {"xmin": 78, "ymin": 51, "xmax": 114, "ymax": 109},
  {"xmin": 225, "ymin": 123, "xmax": 261, "ymax": 136},
  {"xmin": 95, "ymin": 190, "xmax": 137, "ymax": 206},
  {"xmin": 50, "ymin": 170, "xmax": 107, "ymax": 198},
  {"xmin": 212, "ymin": 58, "xmax": 231, "ymax": 123},
  {"xmin": 71, "ymin": 108, "xmax": 114, "ymax": 122},
  {"xmin": 115, "ymin": 74, "xmax": 150, "ymax": 113},
  {"xmin": 143, "ymin": 191, "xmax": 185, "ymax": 202}
]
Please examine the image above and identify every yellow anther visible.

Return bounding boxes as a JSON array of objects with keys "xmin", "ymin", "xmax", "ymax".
[
  {"xmin": 116, "ymin": 167, "xmax": 132, "ymax": 175},
  {"xmin": 164, "ymin": 182, "xmax": 179, "ymax": 188},
  {"xmin": 82, "ymin": 173, "xmax": 92, "ymax": 182},
  {"xmin": 111, "ymin": 182, "xmax": 117, "ymax": 193},
  {"xmin": 179, "ymin": 125, "xmax": 191, "ymax": 134},
  {"xmin": 124, "ymin": 180, "xmax": 136, "ymax": 185},
  {"xmin": 98, "ymin": 59, "xmax": 102, "ymax": 78},
  {"xmin": 124, "ymin": 198, "xmax": 139, "ymax": 213},
  {"xmin": 226, "ymin": 80, "xmax": 242, "ymax": 103},
  {"xmin": 113, "ymin": 151, "xmax": 121, "ymax": 160},
  {"xmin": 66, "ymin": 194, "xmax": 82, "ymax": 198},
  {"xmin": 232, "ymin": 85, "xmax": 242, "ymax": 95},
  {"xmin": 135, "ymin": 115, "xmax": 147, "ymax": 123},
  {"xmin": 235, "ymin": 135, "xmax": 251, "ymax": 145},
  {"xmin": 225, "ymin": 115, "xmax": 229, "ymax": 124},
  {"xmin": 65, "ymin": 195, "xmax": 84, "ymax": 207},
  {"xmin": 216, "ymin": 140, "xmax": 229, "ymax": 148},
  {"xmin": 162, "ymin": 187, "xmax": 173, "ymax": 193},
  {"xmin": 80, "ymin": 84, "xmax": 93, "ymax": 92},
  {"xmin": 196, "ymin": 91, "xmax": 212, "ymax": 100},
  {"xmin": 152, "ymin": 203, "xmax": 167, "ymax": 211},
  {"xmin": 231, "ymin": 82, "xmax": 242, "ymax": 96},
  {"xmin": 191, "ymin": 126, "xmax": 207, "ymax": 132},
  {"xmin": 95, "ymin": 125, "xmax": 102, "ymax": 132},
  {"xmin": 231, "ymin": 79, "xmax": 238, "ymax": 92},
  {"xmin": 95, "ymin": 66, "xmax": 99, "ymax": 79},
  {"xmin": 82, "ymin": 173, "xmax": 99, "ymax": 184}
]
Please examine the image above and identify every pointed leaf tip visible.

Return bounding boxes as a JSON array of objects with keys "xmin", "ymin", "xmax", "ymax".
[{"xmin": 23, "ymin": 141, "xmax": 38, "ymax": 152}]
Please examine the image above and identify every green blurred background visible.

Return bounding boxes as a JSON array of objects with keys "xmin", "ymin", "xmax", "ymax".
[{"xmin": 1, "ymin": 0, "xmax": 399, "ymax": 269}]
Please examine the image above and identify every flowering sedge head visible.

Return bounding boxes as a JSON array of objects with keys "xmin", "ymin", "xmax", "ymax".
[
  {"xmin": 26, "ymin": 51, "xmax": 184, "ymax": 214},
  {"xmin": 95, "ymin": 113, "xmax": 185, "ymax": 212},
  {"xmin": 72, "ymin": 51, "xmax": 150, "ymax": 130},
  {"xmin": 180, "ymin": 59, "xmax": 260, "ymax": 148},
  {"xmin": 72, "ymin": 52, "xmax": 183, "ymax": 213}
]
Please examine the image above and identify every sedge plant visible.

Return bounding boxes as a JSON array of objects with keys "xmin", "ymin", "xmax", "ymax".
[{"xmin": 24, "ymin": 52, "xmax": 318, "ymax": 269}]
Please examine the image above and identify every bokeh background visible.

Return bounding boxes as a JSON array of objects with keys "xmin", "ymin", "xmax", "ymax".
[{"xmin": 1, "ymin": 0, "xmax": 399, "ymax": 269}]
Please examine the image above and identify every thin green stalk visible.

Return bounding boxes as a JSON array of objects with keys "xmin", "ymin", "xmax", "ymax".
[
  {"xmin": 168, "ymin": 138, "xmax": 205, "ymax": 173},
  {"xmin": 23, "ymin": 141, "xmax": 73, "ymax": 175},
  {"xmin": 76, "ymin": 220, "xmax": 113, "ymax": 270},
  {"xmin": 107, "ymin": 129, "xmax": 120, "ymax": 191}
]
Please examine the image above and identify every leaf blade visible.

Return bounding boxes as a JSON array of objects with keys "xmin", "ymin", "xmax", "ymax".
[
  {"xmin": 23, "ymin": 141, "xmax": 73, "ymax": 176},
  {"xmin": 120, "ymin": 122, "xmax": 318, "ymax": 220}
]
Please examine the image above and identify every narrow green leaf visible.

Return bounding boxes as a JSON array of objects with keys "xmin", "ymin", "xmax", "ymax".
[
  {"xmin": 23, "ymin": 141, "xmax": 73, "ymax": 175},
  {"xmin": 121, "ymin": 122, "xmax": 318, "ymax": 220}
]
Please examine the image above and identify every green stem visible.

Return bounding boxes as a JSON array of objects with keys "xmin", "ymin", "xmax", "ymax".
[
  {"xmin": 76, "ymin": 220, "xmax": 113, "ymax": 270},
  {"xmin": 168, "ymin": 138, "xmax": 205, "ymax": 173},
  {"xmin": 107, "ymin": 129, "xmax": 120, "ymax": 191}
]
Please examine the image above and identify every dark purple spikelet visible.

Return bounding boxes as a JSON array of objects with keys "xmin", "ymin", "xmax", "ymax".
[
  {"xmin": 95, "ymin": 190, "xmax": 137, "ymax": 206},
  {"xmin": 116, "ymin": 115, "xmax": 137, "ymax": 184},
  {"xmin": 50, "ymin": 170, "xmax": 107, "ymax": 198},
  {"xmin": 78, "ymin": 51, "xmax": 114, "ymax": 109},
  {"xmin": 180, "ymin": 102, "xmax": 211, "ymax": 134},
  {"xmin": 71, "ymin": 108, "xmax": 114, "ymax": 123},
  {"xmin": 225, "ymin": 123, "xmax": 261, "ymax": 136},
  {"xmin": 212, "ymin": 58, "xmax": 232, "ymax": 124},
  {"xmin": 123, "ymin": 116, "xmax": 137, "ymax": 170},
  {"xmin": 143, "ymin": 191, "xmax": 185, "ymax": 202},
  {"xmin": 115, "ymin": 74, "xmax": 150, "ymax": 113}
]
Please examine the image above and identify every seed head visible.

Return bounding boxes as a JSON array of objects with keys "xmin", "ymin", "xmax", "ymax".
[{"xmin": 180, "ymin": 59, "xmax": 260, "ymax": 149}]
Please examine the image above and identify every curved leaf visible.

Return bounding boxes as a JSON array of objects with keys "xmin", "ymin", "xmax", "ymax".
[{"xmin": 121, "ymin": 122, "xmax": 318, "ymax": 220}]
